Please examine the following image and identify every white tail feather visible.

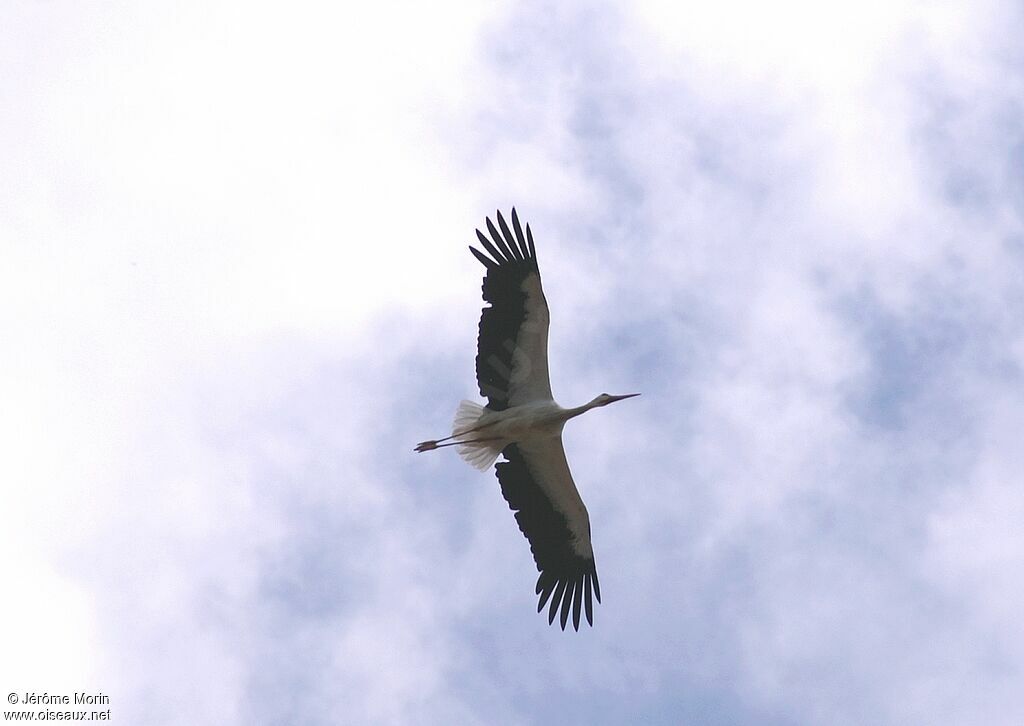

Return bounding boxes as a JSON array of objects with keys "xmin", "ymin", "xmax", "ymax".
[
  {"xmin": 452, "ymin": 399, "xmax": 485, "ymax": 436},
  {"xmin": 452, "ymin": 400, "xmax": 504, "ymax": 471}
]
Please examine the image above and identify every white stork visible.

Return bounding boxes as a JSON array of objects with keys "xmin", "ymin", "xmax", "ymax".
[{"xmin": 415, "ymin": 209, "xmax": 638, "ymax": 631}]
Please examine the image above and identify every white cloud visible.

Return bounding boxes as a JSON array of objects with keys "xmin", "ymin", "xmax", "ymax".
[{"xmin": 4, "ymin": 0, "xmax": 1024, "ymax": 724}]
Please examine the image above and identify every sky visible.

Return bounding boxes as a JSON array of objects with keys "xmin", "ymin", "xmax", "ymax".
[{"xmin": 3, "ymin": 1, "xmax": 1024, "ymax": 724}]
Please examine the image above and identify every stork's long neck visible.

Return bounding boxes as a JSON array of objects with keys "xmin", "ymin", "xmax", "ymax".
[{"xmin": 563, "ymin": 398, "xmax": 602, "ymax": 421}]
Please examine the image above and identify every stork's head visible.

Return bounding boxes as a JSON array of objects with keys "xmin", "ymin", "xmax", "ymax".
[{"xmin": 592, "ymin": 392, "xmax": 641, "ymax": 407}]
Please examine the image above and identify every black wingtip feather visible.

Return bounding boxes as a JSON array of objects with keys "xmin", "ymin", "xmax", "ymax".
[
  {"xmin": 560, "ymin": 578, "xmax": 575, "ymax": 630},
  {"xmin": 496, "ymin": 210, "xmax": 525, "ymax": 261},
  {"xmin": 486, "ymin": 216, "xmax": 520, "ymax": 261},
  {"xmin": 469, "ymin": 246, "xmax": 497, "ymax": 269},
  {"xmin": 475, "ymin": 228, "xmax": 506, "ymax": 263},
  {"xmin": 526, "ymin": 223, "xmax": 537, "ymax": 259},
  {"xmin": 537, "ymin": 574, "xmax": 557, "ymax": 612},
  {"xmin": 511, "ymin": 208, "xmax": 528, "ymax": 258},
  {"xmin": 548, "ymin": 579, "xmax": 568, "ymax": 625},
  {"xmin": 584, "ymin": 575, "xmax": 594, "ymax": 626},
  {"xmin": 572, "ymin": 574, "xmax": 583, "ymax": 631}
]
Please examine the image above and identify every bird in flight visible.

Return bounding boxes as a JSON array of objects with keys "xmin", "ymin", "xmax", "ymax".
[{"xmin": 415, "ymin": 209, "xmax": 638, "ymax": 631}]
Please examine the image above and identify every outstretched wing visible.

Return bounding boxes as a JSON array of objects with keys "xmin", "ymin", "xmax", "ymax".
[
  {"xmin": 469, "ymin": 209, "xmax": 552, "ymax": 410},
  {"xmin": 495, "ymin": 439, "xmax": 601, "ymax": 631}
]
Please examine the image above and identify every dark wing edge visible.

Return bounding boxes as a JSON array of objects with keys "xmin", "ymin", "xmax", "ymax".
[
  {"xmin": 495, "ymin": 443, "xmax": 600, "ymax": 631},
  {"xmin": 468, "ymin": 208, "xmax": 540, "ymax": 411}
]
